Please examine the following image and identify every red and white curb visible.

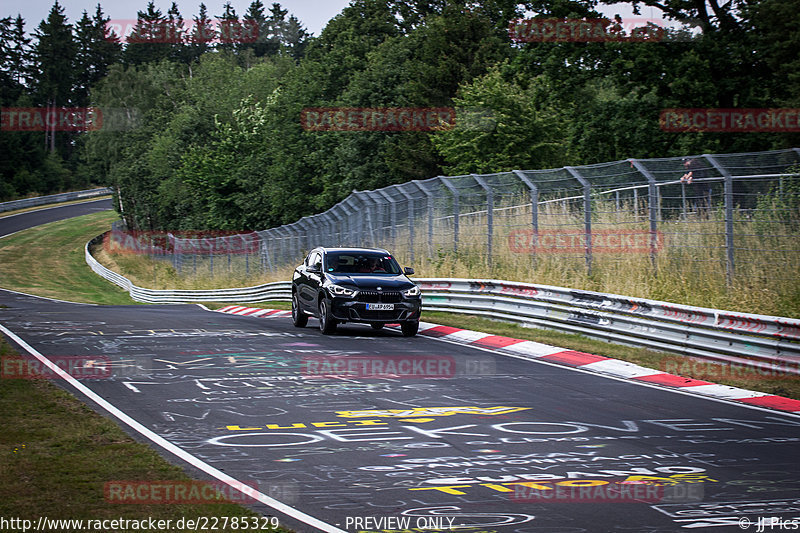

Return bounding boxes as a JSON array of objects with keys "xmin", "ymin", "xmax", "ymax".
[
  {"xmin": 217, "ymin": 305, "xmax": 292, "ymax": 318},
  {"xmin": 215, "ymin": 307, "xmax": 800, "ymax": 414}
]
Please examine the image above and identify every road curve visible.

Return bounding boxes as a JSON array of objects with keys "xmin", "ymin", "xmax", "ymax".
[
  {"xmin": 0, "ymin": 197, "xmax": 113, "ymax": 238},
  {"xmin": 1, "ymin": 199, "xmax": 799, "ymax": 533}
]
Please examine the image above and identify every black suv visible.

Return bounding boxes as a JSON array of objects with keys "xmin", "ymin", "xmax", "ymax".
[{"xmin": 291, "ymin": 247, "xmax": 421, "ymax": 336}]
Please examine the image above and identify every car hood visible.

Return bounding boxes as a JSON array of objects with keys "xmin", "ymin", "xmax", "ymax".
[{"xmin": 325, "ymin": 273, "xmax": 414, "ymax": 290}]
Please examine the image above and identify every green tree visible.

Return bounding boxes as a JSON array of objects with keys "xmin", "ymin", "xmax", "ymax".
[
  {"xmin": 123, "ymin": 2, "xmax": 183, "ymax": 65},
  {"xmin": 186, "ymin": 3, "xmax": 215, "ymax": 61},
  {"xmin": 432, "ymin": 67, "xmax": 566, "ymax": 174},
  {"xmin": 74, "ymin": 5, "xmax": 121, "ymax": 107}
]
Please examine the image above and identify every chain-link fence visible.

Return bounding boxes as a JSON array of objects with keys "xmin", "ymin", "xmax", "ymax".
[{"xmin": 126, "ymin": 148, "xmax": 800, "ymax": 288}]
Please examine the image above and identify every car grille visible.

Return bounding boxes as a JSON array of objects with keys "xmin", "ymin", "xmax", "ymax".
[{"xmin": 357, "ymin": 291, "xmax": 402, "ymax": 303}]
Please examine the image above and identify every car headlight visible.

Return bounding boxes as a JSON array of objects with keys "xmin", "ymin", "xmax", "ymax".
[
  {"xmin": 329, "ymin": 284, "xmax": 357, "ymax": 297},
  {"xmin": 403, "ymin": 286, "xmax": 421, "ymax": 298}
]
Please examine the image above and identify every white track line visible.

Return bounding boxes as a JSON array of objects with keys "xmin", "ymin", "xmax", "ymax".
[
  {"xmin": 0, "ymin": 322, "xmax": 346, "ymax": 533},
  {"xmin": 0, "ymin": 287, "xmax": 98, "ymax": 306}
]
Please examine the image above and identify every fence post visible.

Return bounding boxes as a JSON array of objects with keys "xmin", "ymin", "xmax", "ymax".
[
  {"xmin": 319, "ymin": 212, "xmax": 334, "ymax": 248},
  {"xmin": 681, "ymin": 182, "xmax": 688, "ymax": 219},
  {"xmin": 259, "ymin": 231, "xmax": 273, "ymax": 273},
  {"xmin": 357, "ymin": 192, "xmax": 380, "ymax": 248},
  {"xmin": 273, "ymin": 226, "xmax": 287, "ymax": 267},
  {"xmin": 472, "ymin": 174, "xmax": 494, "ymax": 269},
  {"xmin": 513, "ymin": 170, "xmax": 539, "ymax": 270},
  {"xmin": 440, "ymin": 177, "xmax": 460, "ymax": 255},
  {"xmin": 629, "ymin": 159, "xmax": 659, "ymax": 271},
  {"xmin": 565, "ymin": 166, "xmax": 592, "ymax": 276},
  {"xmin": 340, "ymin": 196, "xmax": 360, "ymax": 247},
  {"xmin": 398, "ymin": 185, "xmax": 416, "ymax": 264},
  {"xmin": 413, "ymin": 180, "xmax": 436, "ymax": 260},
  {"xmin": 295, "ymin": 219, "xmax": 311, "ymax": 258},
  {"xmin": 243, "ymin": 234, "xmax": 249, "ymax": 276},
  {"xmin": 377, "ymin": 189, "xmax": 396, "ymax": 250},
  {"xmin": 704, "ymin": 154, "xmax": 735, "ymax": 284}
]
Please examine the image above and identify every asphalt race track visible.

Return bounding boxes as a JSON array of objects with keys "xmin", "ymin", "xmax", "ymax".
[
  {"xmin": 0, "ymin": 197, "xmax": 113, "ymax": 238},
  {"xmin": 2, "ymin": 202, "xmax": 800, "ymax": 533}
]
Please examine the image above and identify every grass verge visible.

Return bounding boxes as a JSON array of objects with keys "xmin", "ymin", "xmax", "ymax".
[
  {"xmin": 0, "ymin": 337, "xmax": 289, "ymax": 531},
  {"xmin": 0, "ymin": 211, "xmax": 134, "ymax": 305}
]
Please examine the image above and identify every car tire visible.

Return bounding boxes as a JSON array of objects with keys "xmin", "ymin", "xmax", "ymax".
[
  {"xmin": 319, "ymin": 298, "xmax": 337, "ymax": 334},
  {"xmin": 371, "ymin": 323, "xmax": 385, "ymax": 330},
  {"xmin": 401, "ymin": 320, "xmax": 419, "ymax": 337},
  {"xmin": 292, "ymin": 293, "xmax": 307, "ymax": 328}
]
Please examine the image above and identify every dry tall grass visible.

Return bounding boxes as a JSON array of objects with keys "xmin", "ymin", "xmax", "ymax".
[{"xmin": 98, "ymin": 196, "xmax": 800, "ymax": 317}]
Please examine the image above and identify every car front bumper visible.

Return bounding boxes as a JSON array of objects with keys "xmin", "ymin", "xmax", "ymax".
[{"xmin": 330, "ymin": 298, "xmax": 421, "ymax": 323}]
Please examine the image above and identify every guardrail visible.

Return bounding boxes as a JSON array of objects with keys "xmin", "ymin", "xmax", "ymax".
[
  {"xmin": 85, "ymin": 234, "xmax": 291, "ymax": 304},
  {"xmin": 417, "ymin": 278, "xmax": 800, "ymax": 374},
  {"xmin": 0, "ymin": 187, "xmax": 113, "ymax": 213},
  {"xmin": 86, "ymin": 233, "xmax": 800, "ymax": 372}
]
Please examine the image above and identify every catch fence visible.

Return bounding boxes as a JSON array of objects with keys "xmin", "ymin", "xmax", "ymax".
[{"xmin": 124, "ymin": 149, "xmax": 800, "ymax": 284}]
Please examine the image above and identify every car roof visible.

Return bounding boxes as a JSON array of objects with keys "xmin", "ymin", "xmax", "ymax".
[{"xmin": 315, "ymin": 247, "xmax": 391, "ymax": 255}]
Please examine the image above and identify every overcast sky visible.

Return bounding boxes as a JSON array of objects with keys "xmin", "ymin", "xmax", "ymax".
[
  {"xmin": 9, "ymin": 0, "xmax": 670, "ymax": 37},
  {"xmin": 7, "ymin": 0, "xmax": 353, "ymax": 36}
]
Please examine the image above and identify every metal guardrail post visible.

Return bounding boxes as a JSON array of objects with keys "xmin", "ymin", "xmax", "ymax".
[
  {"xmin": 397, "ymin": 185, "xmax": 416, "ymax": 263},
  {"xmin": 704, "ymin": 154, "xmax": 735, "ymax": 284},
  {"xmin": 630, "ymin": 159, "xmax": 660, "ymax": 271},
  {"xmin": 472, "ymin": 174, "xmax": 494, "ymax": 269},
  {"xmin": 513, "ymin": 170, "xmax": 539, "ymax": 269},
  {"xmin": 440, "ymin": 177, "xmax": 460, "ymax": 255},
  {"xmin": 565, "ymin": 166, "xmax": 592, "ymax": 275}
]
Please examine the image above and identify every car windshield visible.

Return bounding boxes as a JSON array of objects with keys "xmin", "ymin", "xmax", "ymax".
[{"xmin": 325, "ymin": 253, "xmax": 402, "ymax": 275}]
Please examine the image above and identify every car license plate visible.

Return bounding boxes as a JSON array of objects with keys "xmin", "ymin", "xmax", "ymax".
[{"xmin": 367, "ymin": 303, "xmax": 394, "ymax": 311}]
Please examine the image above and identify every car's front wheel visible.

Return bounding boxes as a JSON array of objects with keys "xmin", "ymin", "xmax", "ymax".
[
  {"xmin": 292, "ymin": 293, "xmax": 307, "ymax": 328},
  {"xmin": 319, "ymin": 298, "xmax": 337, "ymax": 334},
  {"xmin": 401, "ymin": 320, "xmax": 419, "ymax": 337}
]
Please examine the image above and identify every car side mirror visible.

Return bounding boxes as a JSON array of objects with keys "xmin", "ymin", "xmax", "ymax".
[
  {"xmin": 404, "ymin": 267, "xmax": 415, "ymax": 276},
  {"xmin": 308, "ymin": 263, "xmax": 322, "ymax": 274}
]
